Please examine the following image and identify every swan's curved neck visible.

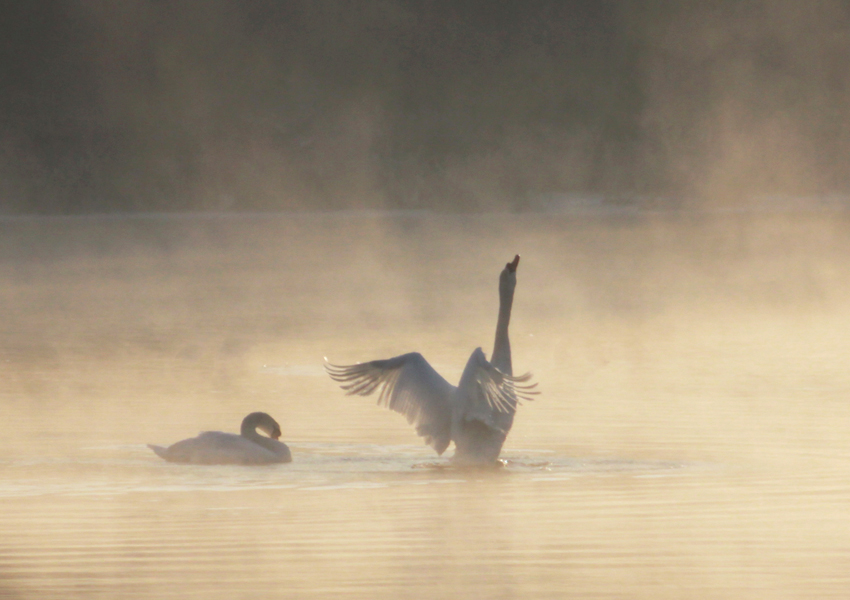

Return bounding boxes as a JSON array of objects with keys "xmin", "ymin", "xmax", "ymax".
[
  {"xmin": 239, "ymin": 413, "xmax": 283, "ymax": 455},
  {"xmin": 239, "ymin": 418, "xmax": 260, "ymax": 438},
  {"xmin": 492, "ymin": 286, "xmax": 514, "ymax": 375},
  {"xmin": 240, "ymin": 414, "xmax": 268, "ymax": 440}
]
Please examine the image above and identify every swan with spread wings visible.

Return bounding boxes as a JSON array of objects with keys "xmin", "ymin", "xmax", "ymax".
[{"xmin": 325, "ymin": 255, "xmax": 538, "ymax": 465}]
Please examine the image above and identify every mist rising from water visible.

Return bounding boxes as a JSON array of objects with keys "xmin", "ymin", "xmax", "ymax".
[{"xmin": 1, "ymin": 1, "xmax": 848, "ymax": 213}]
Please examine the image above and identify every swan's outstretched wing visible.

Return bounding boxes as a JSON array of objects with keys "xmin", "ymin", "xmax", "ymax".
[
  {"xmin": 325, "ymin": 352, "xmax": 454, "ymax": 455},
  {"xmin": 457, "ymin": 347, "xmax": 539, "ymax": 433},
  {"xmin": 475, "ymin": 368, "xmax": 539, "ymax": 413}
]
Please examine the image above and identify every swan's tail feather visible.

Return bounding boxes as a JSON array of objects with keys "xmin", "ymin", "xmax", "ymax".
[{"xmin": 147, "ymin": 444, "xmax": 169, "ymax": 459}]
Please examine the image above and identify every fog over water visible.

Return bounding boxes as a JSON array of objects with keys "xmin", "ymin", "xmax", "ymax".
[
  {"xmin": 2, "ymin": 1, "xmax": 850, "ymax": 598},
  {"xmin": 2, "ymin": 211, "xmax": 850, "ymax": 598},
  {"xmin": 2, "ymin": 0, "xmax": 850, "ymax": 212}
]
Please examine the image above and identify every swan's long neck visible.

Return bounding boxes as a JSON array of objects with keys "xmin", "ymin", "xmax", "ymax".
[
  {"xmin": 241, "ymin": 414, "xmax": 265, "ymax": 439},
  {"xmin": 492, "ymin": 285, "xmax": 514, "ymax": 375},
  {"xmin": 240, "ymin": 412, "xmax": 278, "ymax": 445},
  {"xmin": 239, "ymin": 412, "xmax": 285, "ymax": 456}
]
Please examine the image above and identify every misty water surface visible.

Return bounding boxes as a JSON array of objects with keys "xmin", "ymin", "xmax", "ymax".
[{"xmin": 1, "ymin": 211, "xmax": 849, "ymax": 599}]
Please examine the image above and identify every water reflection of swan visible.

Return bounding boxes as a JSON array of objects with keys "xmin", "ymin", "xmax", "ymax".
[
  {"xmin": 148, "ymin": 412, "xmax": 292, "ymax": 465},
  {"xmin": 326, "ymin": 255, "xmax": 538, "ymax": 465}
]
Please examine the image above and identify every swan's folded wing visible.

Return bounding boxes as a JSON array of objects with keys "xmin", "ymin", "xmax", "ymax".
[
  {"xmin": 325, "ymin": 352, "xmax": 454, "ymax": 455},
  {"xmin": 167, "ymin": 432, "xmax": 280, "ymax": 465},
  {"xmin": 457, "ymin": 348, "xmax": 539, "ymax": 433}
]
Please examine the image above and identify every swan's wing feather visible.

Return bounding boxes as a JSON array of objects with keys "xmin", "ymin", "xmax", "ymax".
[
  {"xmin": 458, "ymin": 349, "xmax": 539, "ymax": 433},
  {"xmin": 476, "ymin": 370, "xmax": 540, "ymax": 412},
  {"xmin": 326, "ymin": 353, "xmax": 454, "ymax": 455}
]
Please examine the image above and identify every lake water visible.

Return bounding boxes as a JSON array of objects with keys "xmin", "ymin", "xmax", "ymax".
[{"xmin": 1, "ymin": 210, "xmax": 849, "ymax": 598}]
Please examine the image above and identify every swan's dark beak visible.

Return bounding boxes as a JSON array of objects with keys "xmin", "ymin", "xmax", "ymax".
[{"xmin": 506, "ymin": 254, "xmax": 520, "ymax": 273}]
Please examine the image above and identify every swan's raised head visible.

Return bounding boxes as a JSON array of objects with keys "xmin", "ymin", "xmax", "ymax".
[
  {"xmin": 241, "ymin": 412, "xmax": 282, "ymax": 439},
  {"xmin": 499, "ymin": 254, "xmax": 519, "ymax": 296}
]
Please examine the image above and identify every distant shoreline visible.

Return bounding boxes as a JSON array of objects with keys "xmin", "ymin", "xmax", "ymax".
[{"xmin": 3, "ymin": 195, "xmax": 850, "ymax": 221}]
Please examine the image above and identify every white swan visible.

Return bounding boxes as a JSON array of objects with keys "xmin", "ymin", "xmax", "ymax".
[
  {"xmin": 148, "ymin": 412, "xmax": 292, "ymax": 465},
  {"xmin": 325, "ymin": 255, "xmax": 538, "ymax": 465}
]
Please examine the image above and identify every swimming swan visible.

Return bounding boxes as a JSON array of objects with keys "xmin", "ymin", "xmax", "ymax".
[
  {"xmin": 148, "ymin": 412, "xmax": 292, "ymax": 465},
  {"xmin": 325, "ymin": 255, "xmax": 538, "ymax": 465}
]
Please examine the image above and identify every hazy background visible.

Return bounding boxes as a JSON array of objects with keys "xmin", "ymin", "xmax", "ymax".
[
  {"xmin": 3, "ymin": 3, "xmax": 850, "ymax": 598},
  {"xmin": 2, "ymin": 0, "xmax": 849, "ymax": 214},
  {"xmin": 3, "ymin": 212, "xmax": 850, "ymax": 598}
]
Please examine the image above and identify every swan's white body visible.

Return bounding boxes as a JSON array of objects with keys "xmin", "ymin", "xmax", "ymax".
[
  {"xmin": 148, "ymin": 412, "xmax": 292, "ymax": 465},
  {"xmin": 326, "ymin": 255, "xmax": 537, "ymax": 465}
]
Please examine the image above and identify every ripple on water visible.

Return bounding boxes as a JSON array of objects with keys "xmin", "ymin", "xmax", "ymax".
[{"xmin": 0, "ymin": 442, "xmax": 703, "ymax": 498}]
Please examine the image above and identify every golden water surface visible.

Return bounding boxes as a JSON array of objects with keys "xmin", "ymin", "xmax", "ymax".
[{"xmin": 1, "ymin": 211, "xmax": 849, "ymax": 598}]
